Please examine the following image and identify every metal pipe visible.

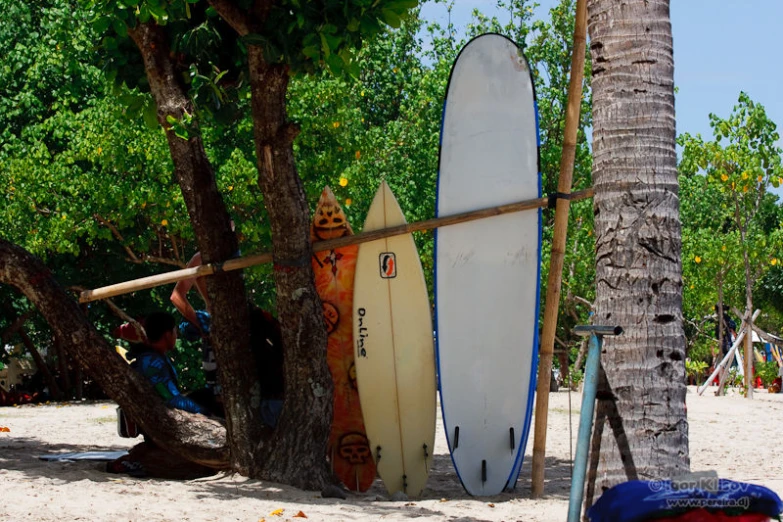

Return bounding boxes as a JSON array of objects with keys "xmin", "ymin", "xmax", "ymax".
[
  {"xmin": 567, "ymin": 332, "xmax": 602, "ymax": 522},
  {"xmin": 573, "ymin": 325, "xmax": 623, "ymax": 337}
]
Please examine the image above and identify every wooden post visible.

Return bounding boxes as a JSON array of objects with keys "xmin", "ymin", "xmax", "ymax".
[
  {"xmin": 79, "ymin": 189, "xmax": 593, "ymax": 304},
  {"xmin": 531, "ymin": 0, "xmax": 587, "ymax": 498},
  {"xmin": 699, "ymin": 309, "xmax": 760, "ymax": 395}
]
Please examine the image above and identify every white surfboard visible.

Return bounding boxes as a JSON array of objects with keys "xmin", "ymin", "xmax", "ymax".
[
  {"xmin": 353, "ymin": 181, "xmax": 437, "ymax": 498},
  {"xmin": 435, "ymin": 34, "xmax": 541, "ymax": 496}
]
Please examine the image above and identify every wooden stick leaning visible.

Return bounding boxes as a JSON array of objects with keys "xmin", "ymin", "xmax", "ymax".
[
  {"xmin": 531, "ymin": 0, "xmax": 587, "ymax": 499},
  {"xmin": 79, "ymin": 188, "xmax": 594, "ymax": 304},
  {"xmin": 698, "ymin": 309, "xmax": 761, "ymax": 395}
]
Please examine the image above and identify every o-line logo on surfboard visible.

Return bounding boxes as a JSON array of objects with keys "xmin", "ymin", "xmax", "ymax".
[
  {"xmin": 356, "ymin": 308, "xmax": 368, "ymax": 358},
  {"xmin": 379, "ymin": 252, "xmax": 397, "ymax": 279}
]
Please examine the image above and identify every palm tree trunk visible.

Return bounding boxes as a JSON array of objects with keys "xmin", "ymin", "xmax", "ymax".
[{"xmin": 585, "ymin": 0, "xmax": 690, "ymax": 507}]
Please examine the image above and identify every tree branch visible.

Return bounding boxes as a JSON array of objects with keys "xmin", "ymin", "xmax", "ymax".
[
  {"xmin": 94, "ymin": 213, "xmax": 141, "ymax": 263},
  {"xmin": 19, "ymin": 327, "xmax": 62, "ymax": 399},
  {"xmin": 1, "ymin": 309, "xmax": 35, "ymax": 346},
  {"xmin": 208, "ymin": 0, "xmax": 252, "ymax": 35},
  {"xmin": 0, "ymin": 240, "xmax": 229, "ymax": 467},
  {"xmin": 567, "ymin": 294, "xmax": 594, "ymax": 309}
]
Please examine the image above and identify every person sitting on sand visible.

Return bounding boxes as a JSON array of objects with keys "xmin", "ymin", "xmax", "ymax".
[
  {"xmin": 108, "ymin": 312, "xmax": 215, "ymax": 479},
  {"xmin": 127, "ymin": 311, "xmax": 207, "ymax": 415}
]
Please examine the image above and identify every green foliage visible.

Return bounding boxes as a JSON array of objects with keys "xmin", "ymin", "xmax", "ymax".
[
  {"xmin": 568, "ymin": 366, "xmax": 583, "ymax": 390},
  {"xmin": 756, "ymin": 360, "xmax": 779, "ymax": 387},
  {"xmin": 288, "ymin": 13, "xmax": 441, "ymax": 293},
  {"xmin": 2, "ymin": 0, "xmax": 602, "ymax": 394},
  {"xmin": 249, "ymin": 0, "xmax": 419, "ymax": 76},
  {"xmin": 86, "ymin": 0, "xmax": 419, "ymax": 93},
  {"xmin": 172, "ymin": 338, "xmax": 206, "ymax": 392},
  {"xmin": 686, "ymin": 334, "xmax": 717, "ymax": 366},
  {"xmin": 679, "ymin": 92, "xmax": 783, "ymax": 341},
  {"xmin": 288, "ymin": 0, "xmax": 595, "ymax": 327},
  {"xmin": 685, "ymin": 359, "xmax": 708, "ymax": 382},
  {"xmin": 724, "ymin": 368, "xmax": 745, "ymax": 393}
]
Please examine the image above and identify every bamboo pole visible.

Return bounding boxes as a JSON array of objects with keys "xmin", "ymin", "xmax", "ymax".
[
  {"xmin": 531, "ymin": 0, "xmax": 587, "ymax": 498},
  {"xmin": 79, "ymin": 188, "xmax": 593, "ymax": 303}
]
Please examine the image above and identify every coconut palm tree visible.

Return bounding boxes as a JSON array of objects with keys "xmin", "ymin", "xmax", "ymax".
[{"xmin": 585, "ymin": 0, "xmax": 690, "ymax": 507}]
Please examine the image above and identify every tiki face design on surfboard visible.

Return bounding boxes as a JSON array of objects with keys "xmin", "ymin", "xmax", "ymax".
[{"xmin": 311, "ymin": 186, "xmax": 353, "ymax": 241}]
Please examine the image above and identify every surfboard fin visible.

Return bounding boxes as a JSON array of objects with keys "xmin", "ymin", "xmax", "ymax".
[
  {"xmin": 453, "ymin": 426, "xmax": 460, "ymax": 449},
  {"xmin": 423, "ymin": 443, "xmax": 429, "ymax": 459},
  {"xmin": 403, "ymin": 474, "xmax": 408, "ymax": 493},
  {"xmin": 481, "ymin": 460, "xmax": 487, "ymax": 483},
  {"xmin": 375, "ymin": 445, "xmax": 382, "ymax": 462},
  {"xmin": 510, "ymin": 427, "xmax": 515, "ymax": 451}
]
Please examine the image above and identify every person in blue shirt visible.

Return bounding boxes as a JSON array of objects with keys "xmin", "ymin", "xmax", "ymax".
[
  {"xmin": 128, "ymin": 311, "xmax": 207, "ymax": 415},
  {"xmin": 108, "ymin": 312, "xmax": 213, "ymax": 478}
]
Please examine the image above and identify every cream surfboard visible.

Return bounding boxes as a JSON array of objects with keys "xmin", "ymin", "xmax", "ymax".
[
  {"xmin": 435, "ymin": 34, "xmax": 541, "ymax": 496},
  {"xmin": 353, "ymin": 181, "xmax": 437, "ymax": 498}
]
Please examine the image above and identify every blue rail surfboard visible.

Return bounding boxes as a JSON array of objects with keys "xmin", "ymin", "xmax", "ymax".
[{"xmin": 435, "ymin": 33, "xmax": 541, "ymax": 496}]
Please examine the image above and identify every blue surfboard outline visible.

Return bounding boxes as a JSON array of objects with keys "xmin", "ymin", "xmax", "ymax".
[{"xmin": 433, "ymin": 32, "xmax": 542, "ymax": 496}]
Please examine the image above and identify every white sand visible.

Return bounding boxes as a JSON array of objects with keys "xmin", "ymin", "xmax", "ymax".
[{"xmin": 1, "ymin": 386, "xmax": 781, "ymax": 522}]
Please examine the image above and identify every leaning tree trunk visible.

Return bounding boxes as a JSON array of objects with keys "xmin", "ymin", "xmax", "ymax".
[
  {"xmin": 128, "ymin": 22, "xmax": 264, "ymax": 474},
  {"xmin": 585, "ymin": 0, "xmax": 690, "ymax": 508},
  {"xmin": 0, "ymin": 241, "xmax": 228, "ymax": 467}
]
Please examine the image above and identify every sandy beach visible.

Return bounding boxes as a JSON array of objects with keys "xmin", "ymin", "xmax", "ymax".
[{"xmin": 1, "ymin": 387, "xmax": 781, "ymax": 522}]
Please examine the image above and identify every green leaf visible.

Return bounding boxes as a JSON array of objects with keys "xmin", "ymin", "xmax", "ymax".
[
  {"xmin": 143, "ymin": 100, "xmax": 159, "ymax": 129},
  {"xmin": 112, "ymin": 18, "xmax": 128, "ymax": 38},
  {"xmin": 302, "ymin": 45, "xmax": 320, "ymax": 60},
  {"xmin": 147, "ymin": 2, "xmax": 168, "ymax": 24},
  {"xmin": 386, "ymin": 0, "xmax": 419, "ymax": 11},
  {"xmin": 325, "ymin": 54, "xmax": 344, "ymax": 76},
  {"xmin": 93, "ymin": 16, "xmax": 111, "ymax": 34},
  {"xmin": 359, "ymin": 16, "xmax": 381, "ymax": 35},
  {"xmin": 138, "ymin": 4, "xmax": 151, "ymax": 23},
  {"xmin": 381, "ymin": 9, "xmax": 402, "ymax": 28}
]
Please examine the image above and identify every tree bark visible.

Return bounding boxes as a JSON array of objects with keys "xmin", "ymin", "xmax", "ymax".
[
  {"xmin": 734, "ymin": 198, "xmax": 755, "ymax": 398},
  {"xmin": 128, "ymin": 21, "xmax": 264, "ymax": 475},
  {"xmin": 0, "ymin": 240, "xmax": 229, "ymax": 467},
  {"xmin": 586, "ymin": 0, "xmax": 689, "ymax": 507},
  {"xmin": 205, "ymin": 0, "xmax": 335, "ymax": 489},
  {"xmin": 245, "ymin": 47, "xmax": 333, "ymax": 489}
]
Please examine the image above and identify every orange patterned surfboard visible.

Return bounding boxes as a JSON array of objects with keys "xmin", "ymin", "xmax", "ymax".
[{"xmin": 311, "ymin": 186, "xmax": 376, "ymax": 492}]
